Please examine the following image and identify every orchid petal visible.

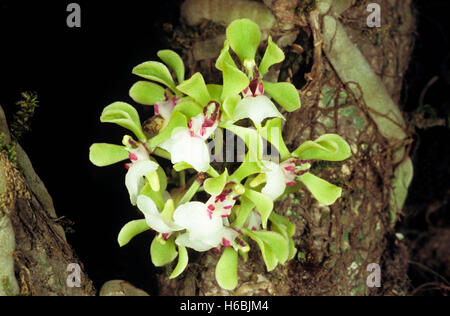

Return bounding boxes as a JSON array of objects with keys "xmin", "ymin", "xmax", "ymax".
[
  {"xmin": 226, "ymin": 19, "xmax": 261, "ymax": 63},
  {"xmin": 125, "ymin": 160, "xmax": 159, "ymax": 205},
  {"xmin": 175, "ymin": 233, "xmax": 217, "ymax": 252},
  {"xmin": 159, "ymin": 130, "xmax": 211, "ymax": 172},
  {"xmin": 117, "ymin": 219, "xmax": 150, "ymax": 247},
  {"xmin": 176, "ymin": 72, "xmax": 210, "ymax": 106},
  {"xmin": 233, "ymin": 95, "xmax": 284, "ymax": 126},
  {"xmin": 292, "ymin": 134, "xmax": 351, "ymax": 162},
  {"xmin": 132, "ymin": 61, "xmax": 177, "ymax": 91},
  {"xmin": 263, "ymin": 81, "xmax": 301, "ymax": 112},
  {"xmin": 157, "ymin": 49, "xmax": 185, "ymax": 84},
  {"xmin": 150, "ymin": 237, "xmax": 178, "ymax": 267},
  {"xmin": 137, "ymin": 195, "xmax": 182, "ymax": 234},
  {"xmin": 169, "ymin": 245, "xmax": 189, "ymax": 279},
  {"xmin": 261, "ymin": 161, "xmax": 287, "ymax": 200},
  {"xmin": 259, "ymin": 36, "xmax": 285, "ymax": 77},
  {"xmin": 129, "ymin": 81, "xmax": 165, "ymax": 106},
  {"xmin": 216, "ymin": 248, "xmax": 238, "ymax": 290}
]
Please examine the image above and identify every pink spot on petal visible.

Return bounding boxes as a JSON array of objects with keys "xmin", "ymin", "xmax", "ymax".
[
  {"xmin": 222, "ymin": 238, "xmax": 231, "ymax": 247},
  {"xmin": 154, "ymin": 104, "xmax": 160, "ymax": 115},
  {"xmin": 252, "ymin": 227, "xmax": 257, "ymax": 231},
  {"xmin": 208, "ymin": 204, "xmax": 215, "ymax": 211},
  {"xmin": 284, "ymin": 166, "xmax": 296, "ymax": 173},
  {"xmin": 223, "ymin": 205, "xmax": 233, "ymax": 210},
  {"xmin": 129, "ymin": 153, "xmax": 138, "ymax": 161},
  {"xmin": 286, "ymin": 181, "xmax": 297, "ymax": 186},
  {"xmin": 124, "ymin": 163, "xmax": 131, "ymax": 170},
  {"xmin": 162, "ymin": 233, "xmax": 170, "ymax": 241},
  {"xmin": 213, "ymin": 247, "xmax": 221, "ymax": 253}
]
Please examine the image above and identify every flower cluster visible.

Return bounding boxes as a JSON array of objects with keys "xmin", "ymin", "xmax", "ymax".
[{"xmin": 89, "ymin": 19, "xmax": 351, "ymax": 290}]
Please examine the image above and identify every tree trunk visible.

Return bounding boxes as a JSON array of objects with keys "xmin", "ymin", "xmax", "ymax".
[
  {"xmin": 158, "ymin": 0, "xmax": 416, "ymax": 296},
  {"xmin": 0, "ymin": 105, "xmax": 95, "ymax": 296}
]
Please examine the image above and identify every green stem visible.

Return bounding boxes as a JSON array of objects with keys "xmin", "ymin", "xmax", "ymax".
[{"xmin": 178, "ymin": 178, "xmax": 201, "ymax": 205}]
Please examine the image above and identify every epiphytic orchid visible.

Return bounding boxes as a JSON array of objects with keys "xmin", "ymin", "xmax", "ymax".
[{"xmin": 90, "ymin": 19, "xmax": 353, "ymax": 292}]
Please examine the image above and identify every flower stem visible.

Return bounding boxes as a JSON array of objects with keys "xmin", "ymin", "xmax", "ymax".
[{"xmin": 178, "ymin": 177, "xmax": 201, "ymax": 205}]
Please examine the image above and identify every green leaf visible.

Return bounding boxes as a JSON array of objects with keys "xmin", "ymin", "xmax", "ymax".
[
  {"xmin": 204, "ymin": 169, "xmax": 228, "ymax": 196},
  {"xmin": 243, "ymin": 188, "xmax": 273, "ymax": 229},
  {"xmin": 292, "ymin": 134, "xmax": 351, "ymax": 161},
  {"xmin": 259, "ymin": 36, "xmax": 285, "ymax": 77},
  {"xmin": 207, "ymin": 84, "xmax": 223, "ymax": 102},
  {"xmin": 100, "ymin": 102, "xmax": 146, "ymax": 141},
  {"xmin": 129, "ymin": 81, "xmax": 165, "ymax": 106},
  {"xmin": 132, "ymin": 61, "xmax": 177, "ymax": 91},
  {"xmin": 118, "ymin": 220, "xmax": 150, "ymax": 247},
  {"xmin": 226, "ymin": 19, "xmax": 261, "ymax": 63},
  {"xmin": 221, "ymin": 61, "xmax": 249, "ymax": 100},
  {"xmin": 215, "ymin": 247, "xmax": 239, "ymax": 290},
  {"xmin": 232, "ymin": 196, "xmax": 255, "ymax": 229},
  {"xmin": 157, "ymin": 49, "xmax": 185, "ymax": 84},
  {"xmin": 221, "ymin": 122, "xmax": 264, "ymax": 163},
  {"xmin": 260, "ymin": 118, "xmax": 291, "ymax": 161},
  {"xmin": 150, "ymin": 237, "xmax": 178, "ymax": 267},
  {"xmin": 263, "ymin": 81, "xmax": 301, "ymax": 112},
  {"xmin": 89, "ymin": 143, "xmax": 129, "ymax": 167},
  {"xmin": 244, "ymin": 229, "xmax": 289, "ymax": 264},
  {"xmin": 148, "ymin": 111, "xmax": 187, "ymax": 148},
  {"xmin": 169, "ymin": 245, "xmax": 189, "ymax": 279},
  {"xmin": 176, "ymin": 73, "xmax": 211, "ymax": 106},
  {"xmin": 172, "ymin": 100, "xmax": 203, "ymax": 119},
  {"xmin": 299, "ymin": 172, "xmax": 342, "ymax": 206}
]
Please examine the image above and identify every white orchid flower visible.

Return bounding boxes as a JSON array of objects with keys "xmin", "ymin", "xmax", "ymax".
[
  {"xmin": 159, "ymin": 102, "xmax": 220, "ymax": 172},
  {"xmin": 154, "ymin": 92, "xmax": 179, "ymax": 127},
  {"xmin": 136, "ymin": 195, "xmax": 183, "ymax": 236},
  {"xmin": 173, "ymin": 201, "xmax": 224, "ymax": 251},
  {"xmin": 123, "ymin": 136, "xmax": 160, "ymax": 205},
  {"xmin": 254, "ymin": 158, "xmax": 311, "ymax": 201},
  {"xmin": 233, "ymin": 78, "xmax": 284, "ymax": 126}
]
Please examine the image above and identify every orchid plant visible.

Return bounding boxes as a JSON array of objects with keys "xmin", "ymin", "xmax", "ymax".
[{"xmin": 89, "ymin": 19, "xmax": 351, "ymax": 290}]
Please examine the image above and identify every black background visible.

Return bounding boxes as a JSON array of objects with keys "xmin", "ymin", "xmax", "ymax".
[{"xmin": 0, "ymin": 0, "xmax": 449, "ymax": 295}]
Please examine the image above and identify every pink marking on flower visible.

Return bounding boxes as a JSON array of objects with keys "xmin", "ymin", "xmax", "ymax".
[
  {"xmin": 223, "ymin": 205, "xmax": 233, "ymax": 210},
  {"xmin": 284, "ymin": 166, "xmax": 296, "ymax": 173},
  {"xmin": 124, "ymin": 163, "xmax": 131, "ymax": 170},
  {"xmin": 162, "ymin": 233, "xmax": 170, "ymax": 241},
  {"xmin": 252, "ymin": 226, "xmax": 257, "ymax": 231},
  {"xmin": 249, "ymin": 79, "xmax": 259, "ymax": 96},
  {"xmin": 129, "ymin": 153, "xmax": 138, "ymax": 162},
  {"xmin": 208, "ymin": 204, "xmax": 216, "ymax": 212},
  {"xmin": 213, "ymin": 247, "xmax": 221, "ymax": 253},
  {"xmin": 221, "ymin": 215, "xmax": 229, "ymax": 218},
  {"xmin": 188, "ymin": 120, "xmax": 193, "ymax": 129},
  {"xmin": 286, "ymin": 181, "xmax": 297, "ymax": 186},
  {"xmin": 257, "ymin": 82, "xmax": 264, "ymax": 95},
  {"xmin": 128, "ymin": 139, "xmax": 137, "ymax": 147},
  {"xmin": 154, "ymin": 104, "xmax": 160, "ymax": 115},
  {"xmin": 296, "ymin": 170, "xmax": 309, "ymax": 177},
  {"xmin": 222, "ymin": 238, "xmax": 231, "ymax": 248}
]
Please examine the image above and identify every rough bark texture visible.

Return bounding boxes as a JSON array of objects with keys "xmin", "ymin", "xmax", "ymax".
[
  {"xmin": 157, "ymin": 0, "xmax": 415, "ymax": 296},
  {"xmin": 0, "ymin": 105, "xmax": 96, "ymax": 296}
]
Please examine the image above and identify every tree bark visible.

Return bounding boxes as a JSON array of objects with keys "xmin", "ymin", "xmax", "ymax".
[
  {"xmin": 0, "ymin": 105, "xmax": 95, "ymax": 296},
  {"xmin": 158, "ymin": 0, "xmax": 416, "ymax": 296}
]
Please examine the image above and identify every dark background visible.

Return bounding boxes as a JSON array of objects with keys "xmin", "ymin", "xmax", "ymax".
[{"xmin": 0, "ymin": 0, "xmax": 449, "ymax": 295}]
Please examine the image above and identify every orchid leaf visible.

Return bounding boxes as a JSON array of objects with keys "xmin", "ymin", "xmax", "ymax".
[
  {"xmin": 100, "ymin": 102, "xmax": 146, "ymax": 141},
  {"xmin": 243, "ymin": 188, "xmax": 273, "ymax": 229},
  {"xmin": 221, "ymin": 61, "xmax": 249, "ymax": 100},
  {"xmin": 129, "ymin": 81, "xmax": 165, "ymax": 106},
  {"xmin": 89, "ymin": 143, "xmax": 129, "ymax": 167},
  {"xmin": 118, "ymin": 220, "xmax": 150, "ymax": 247},
  {"xmin": 216, "ymin": 247, "xmax": 238, "ymax": 290},
  {"xmin": 259, "ymin": 36, "xmax": 285, "ymax": 77},
  {"xmin": 176, "ymin": 72, "xmax": 210, "ymax": 106},
  {"xmin": 132, "ymin": 61, "xmax": 177, "ymax": 91},
  {"xmin": 204, "ymin": 169, "xmax": 228, "ymax": 196},
  {"xmin": 299, "ymin": 172, "xmax": 342, "ymax": 206},
  {"xmin": 150, "ymin": 237, "xmax": 178, "ymax": 267},
  {"xmin": 169, "ymin": 245, "xmax": 189, "ymax": 279},
  {"xmin": 157, "ymin": 49, "xmax": 185, "ymax": 84},
  {"xmin": 226, "ymin": 19, "xmax": 261, "ymax": 63},
  {"xmin": 261, "ymin": 118, "xmax": 291, "ymax": 161},
  {"xmin": 263, "ymin": 81, "xmax": 301, "ymax": 112},
  {"xmin": 292, "ymin": 134, "xmax": 351, "ymax": 161},
  {"xmin": 148, "ymin": 111, "xmax": 187, "ymax": 148}
]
